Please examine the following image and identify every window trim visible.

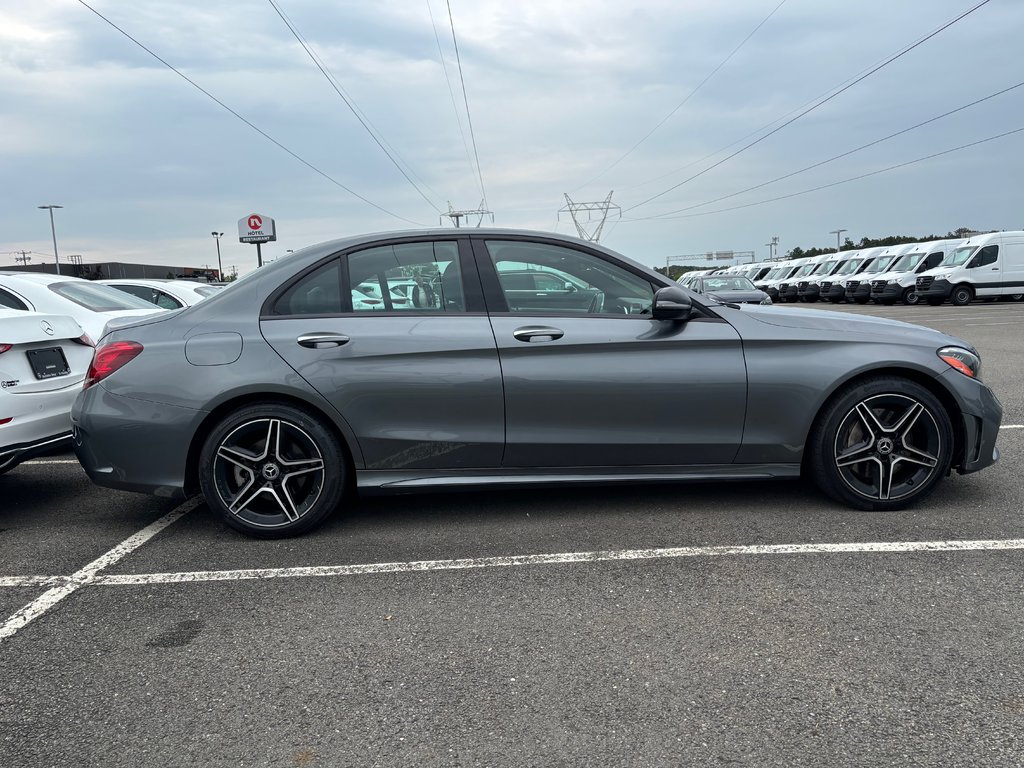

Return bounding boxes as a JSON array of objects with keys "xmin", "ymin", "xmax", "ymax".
[{"xmin": 0, "ymin": 286, "xmax": 31, "ymax": 311}]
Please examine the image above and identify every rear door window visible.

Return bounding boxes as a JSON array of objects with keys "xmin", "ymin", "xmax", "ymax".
[{"xmin": 346, "ymin": 241, "xmax": 465, "ymax": 313}]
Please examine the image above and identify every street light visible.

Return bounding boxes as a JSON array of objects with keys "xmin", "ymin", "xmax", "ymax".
[
  {"xmin": 211, "ymin": 232, "xmax": 224, "ymax": 280},
  {"xmin": 829, "ymin": 228, "xmax": 848, "ymax": 253},
  {"xmin": 38, "ymin": 204, "xmax": 63, "ymax": 276}
]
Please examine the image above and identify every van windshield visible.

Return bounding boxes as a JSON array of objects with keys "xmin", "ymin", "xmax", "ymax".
[
  {"xmin": 793, "ymin": 264, "xmax": 817, "ymax": 278},
  {"xmin": 862, "ymin": 255, "xmax": 895, "ymax": 274},
  {"xmin": 890, "ymin": 253, "xmax": 925, "ymax": 272},
  {"xmin": 834, "ymin": 258, "xmax": 864, "ymax": 275},
  {"xmin": 942, "ymin": 246, "xmax": 976, "ymax": 267},
  {"xmin": 811, "ymin": 260, "xmax": 836, "ymax": 275}
]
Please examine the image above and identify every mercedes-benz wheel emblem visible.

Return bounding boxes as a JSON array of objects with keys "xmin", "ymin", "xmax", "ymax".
[
  {"xmin": 876, "ymin": 437, "xmax": 895, "ymax": 456},
  {"xmin": 261, "ymin": 463, "xmax": 281, "ymax": 481}
]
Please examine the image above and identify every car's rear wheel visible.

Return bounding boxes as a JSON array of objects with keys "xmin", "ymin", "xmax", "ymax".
[
  {"xmin": 809, "ymin": 378, "xmax": 953, "ymax": 510},
  {"xmin": 199, "ymin": 403, "xmax": 346, "ymax": 537}
]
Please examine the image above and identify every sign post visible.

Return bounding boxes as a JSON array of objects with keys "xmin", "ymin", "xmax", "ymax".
[{"xmin": 238, "ymin": 213, "xmax": 277, "ymax": 267}]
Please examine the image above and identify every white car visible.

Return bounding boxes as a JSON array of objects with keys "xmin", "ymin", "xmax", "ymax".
[
  {"xmin": 0, "ymin": 272, "xmax": 160, "ymax": 341},
  {"xmin": 99, "ymin": 279, "xmax": 224, "ymax": 309},
  {"xmin": 0, "ymin": 310, "xmax": 94, "ymax": 473}
]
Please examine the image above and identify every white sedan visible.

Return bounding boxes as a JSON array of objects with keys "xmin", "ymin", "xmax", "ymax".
[
  {"xmin": 99, "ymin": 279, "xmax": 224, "ymax": 309},
  {"xmin": 0, "ymin": 272, "xmax": 161, "ymax": 341},
  {"xmin": 0, "ymin": 310, "xmax": 94, "ymax": 473}
]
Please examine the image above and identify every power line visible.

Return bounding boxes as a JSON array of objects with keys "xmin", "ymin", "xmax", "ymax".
[
  {"xmin": 446, "ymin": 0, "xmax": 489, "ymax": 212},
  {"xmin": 427, "ymin": 0, "xmax": 480, "ymax": 202},
  {"xmin": 76, "ymin": 0, "xmax": 426, "ymax": 227},
  {"xmin": 620, "ymin": 126, "xmax": 1024, "ymax": 222},
  {"xmin": 574, "ymin": 0, "xmax": 788, "ymax": 193},
  {"xmin": 266, "ymin": 0, "xmax": 444, "ymax": 214},
  {"xmin": 637, "ymin": 78, "xmax": 1024, "ymax": 220},
  {"xmin": 623, "ymin": 0, "xmax": 993, "ymax": 214}
]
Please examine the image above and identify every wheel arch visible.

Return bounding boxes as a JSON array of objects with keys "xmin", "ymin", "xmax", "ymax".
[
  {"xmin": 802, "ymin": 366, "xmax": 965, "ymax": 474},
  {"xmin": 184, "ymin": 392, "xmax": 358, "ymax": 495}
]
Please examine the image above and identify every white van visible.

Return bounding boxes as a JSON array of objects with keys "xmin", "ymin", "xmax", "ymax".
[
  {"xmin": 797, "ymin": 250, "xmax": 860, "ymax": 303},
  {"xmin": 840, "ymin": 247, "xmax": 894, "ymax": 304},
  {"xmin": 868, "ymin": 240, "xmax": 960, "ymax": 305},
  {"xmin": 778, "ymin": 254, "xmax": 831, "ymax": 303},
  {"xmin": 760, "ymin": 257, "xmax": 814, "ymax": 303},
  {"xmin": 916, "ymin": 231, "xmax": 1024, "ymax": 306}
]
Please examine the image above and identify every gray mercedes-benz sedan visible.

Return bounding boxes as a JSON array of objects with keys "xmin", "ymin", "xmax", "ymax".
[{"xmin": 72, "ymin": 229, "xmax": 1002, "ymax": 537}]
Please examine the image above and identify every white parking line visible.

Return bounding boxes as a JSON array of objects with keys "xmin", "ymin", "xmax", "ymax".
[
  {"xmin": 0, "ymin": 497, "xmax": 200, "ymax": 644},
  {"xmin": 20, "ymin": 460, "xmax": 80, "ymax": 465},
  {"xmin": 89, "ymin": 538, "xmax": 1024, "ymax": 586}
]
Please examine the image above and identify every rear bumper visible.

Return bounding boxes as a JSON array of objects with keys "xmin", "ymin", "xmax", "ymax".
[
  {"xmin": 0, "ymin": 432, "xmax": 73, "ymax": 470},
  {"xmin": 72, "ymin": 386, "xmax": 202, "ymax": 498}
]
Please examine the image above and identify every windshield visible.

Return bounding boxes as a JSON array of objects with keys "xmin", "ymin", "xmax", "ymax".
[
  {"xmin": 834, "ymin": 258, "xmax": 865, "ymax": 275},
  {"xmin": 702, "ymin": 276, "xmax": 756, "ymax": 292},
  {"xmin": 49, "ymin": 281, "xmax": 155, "ymax": 312},
  {"xmin": 760, "ymin": 267, "xmax": 785, "ymax": 281},
  {"xmin": 890, "ymin": 253, "xmax": 925, "ymax": 272},
  {"xmin": 811, "ymin": 260, "xmax": 836, "ymax": 275},
  {"xmin": 942, "ymin": 246, "xmax": 976, "ymax": 267},
  {"xmin": 792, "ymin": 264, "xmax": 817, "ymax": 278},
  {"xmin": 862, "ymin": 255, "xmax": 895, "ymax": 274}
]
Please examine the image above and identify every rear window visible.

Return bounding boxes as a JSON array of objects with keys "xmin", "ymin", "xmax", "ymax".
[{"xmin": 49, "ymin": 281, "xmax": 155, "ymax": 311}]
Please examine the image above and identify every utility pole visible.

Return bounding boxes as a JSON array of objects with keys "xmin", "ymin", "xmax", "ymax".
[
  {"xmin": 13, "ymin": 250, "xmax": 31, "ymax": 266},
  {"xmin": 829, "ymin": 228, "xmax": 848, "ymax": 253},
  {"xmin": 559, "ymin": 192, "xmax": 621, "ymax": 243},
  {"xmin": 441, "ymin": 201, "xmax": 494, "ymax": 228},
  {"xmin": 211, "ymin": 232, "xmax": 224, "ymax": 280}
]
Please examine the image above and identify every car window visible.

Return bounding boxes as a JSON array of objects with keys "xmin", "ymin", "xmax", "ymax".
[
  {"xmin": 49, "ymin": 281, "xmax": 155, "ymax": 311},
  {"xmin": 485, "ymin": 241, "xmax": 655, "ymax": 315},
  {"xmin": 273, "ymin": 259, "xmax": 343, "ymax": 315},
  {"xmin": 0, "ymin": 287, "xmax": 30, "ymax": 310},
  {"xmin": 347, "ymin": 241, "xmax": 465, "ymax": 313},
  {"xmin": 154, "ymin": 290, "xmax": 183, "ymax": 309}
]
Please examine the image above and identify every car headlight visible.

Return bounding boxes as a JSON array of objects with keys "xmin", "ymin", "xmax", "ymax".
[
  {"xmin": 760, "ymin": 296, "xmax": 772, "ymax": 305},
  {"xmin": 887, "ymin": 279, "xmax": 897, "ymax": 285},
  {"xmin": 938, "ymin": 346, "xmax": 981, "ymax": 379}
]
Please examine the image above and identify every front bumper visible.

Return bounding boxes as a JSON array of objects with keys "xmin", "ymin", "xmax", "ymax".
[
  {"xmin": 917, "ymin": 278, "xmax": 953, "ymax": 302},
  {"xmin": 72, "ymin": 385, "xmax": 204, "ymax": 498},
  {"xmin": 823, "ymin": 284, "xmax": 847, "ymax": 302},
  {"xmin": 871, "ymin": 283, "xmax": 904, "ymax": 304},
  {"xmin": 945, "ymin": 370, "xmax": 1002, "ymax": 475},
  {"xmin": 796, "ymin": 283, "xmax": 821, "ymax": 302}
]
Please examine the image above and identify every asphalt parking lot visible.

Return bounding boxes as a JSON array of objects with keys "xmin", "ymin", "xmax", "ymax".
[{"xmin": 2, "ymin": 301, "xmax": 1023, "ymax": 767}]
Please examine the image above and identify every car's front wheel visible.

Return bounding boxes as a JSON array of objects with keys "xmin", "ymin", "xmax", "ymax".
[
  {"xmin": 809, "ymin": 378, "xmax": 953, "ymax": 510},
  {"xmin": 199, "ymin": 403, "xmax": 347, "ymax": 537}
]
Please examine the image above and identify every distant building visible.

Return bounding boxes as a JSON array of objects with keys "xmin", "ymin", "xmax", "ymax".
[{"xmin": 3, "ymin": 261, "xmax": 220, "ymax": 281}]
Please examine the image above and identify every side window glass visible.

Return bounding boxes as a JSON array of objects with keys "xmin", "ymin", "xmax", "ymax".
[
  {"xmin": 970, "ymin": 245, "xmax": 998, "ymax": 268},
  {"xmin": 273, "ymin": 259, "xmax": 343, "ymax": 315},
  {"xmin": 154, "ymin": 291, "xmax": 183, "ymax": 309},
  {"xmin": 485, "ymin": 241, "xmax": 655, "ymax": 315},
  {"xmin": 112, "ymin": 284, "xmax": 154, "ymax": 303},
  {"xmin": 0, "ymin": 288, "xmax": 29, "ymax": 310},
  {"xmin": 347, "ymin": 242, "xmax": 465, "ymax": 313}
]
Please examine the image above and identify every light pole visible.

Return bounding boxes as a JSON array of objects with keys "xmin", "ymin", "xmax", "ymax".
[
  {"xmin": 38, "ymin": 204, "xmax": 63, "ymax": 275},
  {"xmin": 211, "ymin": 232, "xmax": 224, "ymax": 280},
  {"xmin": 829, "ymin": 228, "xmax": 847, "ymax": 253}
]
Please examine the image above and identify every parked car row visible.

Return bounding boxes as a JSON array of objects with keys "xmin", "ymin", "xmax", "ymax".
[
  {"xmin": 685, "ymin": 230, "xmax": 1024, "ymax": 308},
  {"xmin": 0, "ymin": 273, "xmax": 222, "ymax": 474}
]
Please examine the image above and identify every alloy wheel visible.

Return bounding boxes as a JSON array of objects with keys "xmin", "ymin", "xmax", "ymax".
[{"xmin": 833, "ymin": 393, "xmax": 942, "ymax": 501}]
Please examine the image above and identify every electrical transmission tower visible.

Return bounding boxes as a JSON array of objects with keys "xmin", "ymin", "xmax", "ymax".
[
  {"xmin": 13, "ymin": 250, "xmax": 31, "ymax": 266},
  {"xmin": 441, "ymin": 201, "xmax": 494, "ymax": 228},
  {"xmin": 559, "ymin": 191, "xmax": 620, "ymax": 242}
]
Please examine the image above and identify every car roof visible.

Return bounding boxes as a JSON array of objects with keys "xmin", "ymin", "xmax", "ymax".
[{"xmin": 0, "ymin": 271, "xmax": 70, "ymax": 285}]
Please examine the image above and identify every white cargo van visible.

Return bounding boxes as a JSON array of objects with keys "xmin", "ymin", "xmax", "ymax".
[
  {"xmin": 761, "ymin": 257, "xmax": 814, "ymax": 303},
  {"xmin": 778, "ymin": 254, "xmax": 830, "ymax": 303},
  {"xmin": 868, "ymin": 239, "xmax": 960, "ymax": 305},
  {"xmin": 798, "ymin": 250, "xmax": 860, "ymax": 303},
  {"xmin": 916, "ymin": 231, "xmax": 1024, "ymax": 306}
]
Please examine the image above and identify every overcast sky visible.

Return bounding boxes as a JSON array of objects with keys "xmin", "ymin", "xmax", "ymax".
[{"xmin": 2, "ymin": 0, "xmax": 1023, "ymax": 275}]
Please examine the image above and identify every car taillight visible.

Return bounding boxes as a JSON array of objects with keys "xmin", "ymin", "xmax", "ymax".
[
  {"xmin": 0, "ymin": 344, "xmax": 10, "ymax": 355},
  {"xmin": 73, "ymin": 333, "xmax": 95, "ymax": 347},
  {"xmin": 84, "ymin": 341, "xmax": 143, "ymax": 390}
]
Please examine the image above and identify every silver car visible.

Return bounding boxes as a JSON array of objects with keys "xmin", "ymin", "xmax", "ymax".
[{"xmin": 72, "ymin": 229, "xmax": 1002, "ymax": 537}]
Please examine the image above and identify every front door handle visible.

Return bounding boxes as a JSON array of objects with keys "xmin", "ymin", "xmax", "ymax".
[
  {"xmin": 297, "ymin": 332, "xmax": 350, "ymax": 349},
  {"xmin": 513, "ymin": 326, "xmax": 564, "ymax": 343}
]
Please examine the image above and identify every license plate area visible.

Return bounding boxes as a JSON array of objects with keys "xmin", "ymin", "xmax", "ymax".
[{"xmin": 27, "ymin": 347, "xmax": 71, "ymax": 380}]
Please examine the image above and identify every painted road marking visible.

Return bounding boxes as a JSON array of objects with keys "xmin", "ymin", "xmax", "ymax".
[
  {"xmin": 76, "ymin": 537, "xmax": 1024, "ymax": 585},
  {"xmin": 0, "ymin": 498, "xmax": 200, "ymax": 644}
]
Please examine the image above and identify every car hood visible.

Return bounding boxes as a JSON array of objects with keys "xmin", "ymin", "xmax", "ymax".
[
  {"xmin": 706, "ymin": 289, "xmax": 767, "ymax": 304},
  {"xmin": 729, "ymin": 304, "xmax": 973, "ymax": 349}
]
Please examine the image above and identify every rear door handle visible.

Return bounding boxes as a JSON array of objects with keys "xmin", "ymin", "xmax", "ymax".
[
  {"xmin": 297, "ymin": 332, "xmax": 350, "ymax": 349},
  {"xmin": 513, "ymin": 326, "xmax": 564, "ymax": 343}
]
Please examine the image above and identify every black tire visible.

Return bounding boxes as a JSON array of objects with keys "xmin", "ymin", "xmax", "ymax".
[
  {"xmin": 901, "ymin": 287, "xmax": 919, "ymax": 306},
  {"xmin": 808, "ymin": 377, "xmax": 953, "ymax": 511},
  {"xmin": 950, "ymin": 284, "xmax": 973, "ymax": 307},
  {"xmin": 199, "ymin": 402, "xmax": 347, "ymax": 538},
  {"xmin": 925, "ymin": 297, "xmax": 944, "ymax": 306}
]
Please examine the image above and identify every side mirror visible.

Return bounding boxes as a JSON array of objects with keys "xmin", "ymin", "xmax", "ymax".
[{"xmin": 652, "ymin": 286, "xmax": 692, "ymax": 321}]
